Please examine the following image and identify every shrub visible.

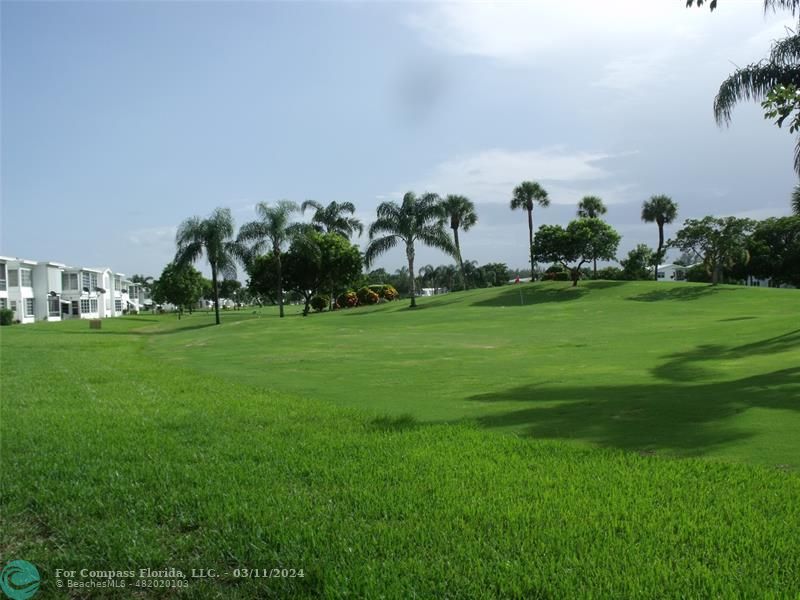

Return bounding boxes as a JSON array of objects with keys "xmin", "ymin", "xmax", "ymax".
[
  {"xmin": 542, "ymin": 266, "xmax": 570, "ymax": 281},
  {"xmin": 594, "ymin": 267, "xmax": 625, "ymax": 280},
  {"xmin": 368, "ymin": 284, "xmax": 400, "ymax": 301},
  {"xmin": 357, "ymin": 286, "xmax": 380, "ymax": 305},
  {"xmin": 310, "ymin": 295, "xmax": 329, "ymax": 312},
  {"xmin": 0, "ymin": 308, "xmax": 13, "ymax": 326},
  {"xmin": 336, "ymin": 291, "xmax": 359, "ymax": 309}
]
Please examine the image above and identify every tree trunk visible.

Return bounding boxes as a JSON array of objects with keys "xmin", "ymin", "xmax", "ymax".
[
  {"xmin": 593, "ymin": 257, "xmax": 597, "ymax": 278},
  {"xmin": 711, "ymin": 263, "xmax": 722, "ymax": 285},
  {"xmin": 407, "ymin": 243, "xmax": 416, "ymax": 308},
  {"xmin": 571, "ymin": 268, "xmax": 580, "ymax": 287},
  {"xmin": 655, "ymin": 223, "xmax": 664, "ymax": 281},
  {"xmin": 211, "ymin": 263, "xmax": 221, "ymax": 325},
  {"xmin": 453, "ymin": 226, "xmax": 467, "ymax": 290},
  {"xmin": 527, "ymin": 208, "xmax": 535, "ymax": 275},
  {"xmin": 276, "ymin": 252, "xmax": 285, "ymax": 318}
]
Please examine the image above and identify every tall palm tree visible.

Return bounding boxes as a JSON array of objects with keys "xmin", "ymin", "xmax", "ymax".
[
  {"xmin": 174, "ymin": 207, "xmax": 240, "ymax": 325},
  {"xmin": 792, "ymin": 184, "xmax": 800, "ymax": 215},
  {"xmin": 641, "ymin": 195, "xmax": 679, "ymax": 281},
  {"xmin": 510, "ymin": 181, "xmax": 550, "ymax": 276},
  {"xmin": 238, "ymin": 200, "xmax": 303, "ymax": 318},
  {"xmin": 300, "ymin": 200, "xmax": 363, "ymax": 239},
  {"xmin": 419, "ymin": 264, "xmax": 436, "ymax": 291},
  {"xmin": 365, "ymin": 192, "xmax": 456, "ymax": 308},
  {"xmin": 438, "ymin": 194, "xmax": 478, "ymax": 290},
  {"xmin": 577, "ymin": 195, "xmax": 608, "ymax": 276}
]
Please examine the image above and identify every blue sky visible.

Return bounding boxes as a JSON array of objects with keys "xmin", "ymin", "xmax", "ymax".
[{"xmin": 2, "ymin": 1, "xmax": 796, "ymax": 277}]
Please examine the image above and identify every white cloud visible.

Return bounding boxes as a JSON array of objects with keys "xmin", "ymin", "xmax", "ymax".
[{"xmin": 407, "ymin": 148, "xmax": 636, "ymax": 205}]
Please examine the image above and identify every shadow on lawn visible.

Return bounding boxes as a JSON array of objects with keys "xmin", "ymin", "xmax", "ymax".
[
  {"xmin": 466, "ymin": 367, "xmax": 799, "ymax": 457},
  {"xmin": 63, "ymin": 322, "xmax": 220, "ymax": 336},
  {"xmin": 465, "ymin": 329, "xmax": 800, "ymax": 458},
  {"xmin": 471, "ymin": 285, "xmax": 588, "ymax": 307},
  {"xmin": 627, "ymin": 285, "xmax": 732, "ymax": 302}
]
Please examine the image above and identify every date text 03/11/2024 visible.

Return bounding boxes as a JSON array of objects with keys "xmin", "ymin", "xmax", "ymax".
[{"xmin": 193, "ymin": 568, "xmax": 305, "ymax": 578}]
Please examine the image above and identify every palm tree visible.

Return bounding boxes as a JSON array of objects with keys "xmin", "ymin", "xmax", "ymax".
[
  {"xmin": 174, "ymin": 207, "xmax": 240, "ymax": 325},
  {"xmin": 365, "ymin": 192, "xmax": 456, "ymax": 308},
  {"xmin": 510, "ymin": 181, "xmax": 550, "ymax": 276},
  {"xmin": 238, "ymin": 200, "xmax": 303, "ymax": 318},
  {"xmin": 577, "ymin": 195, "xmax": 608, "ymax": 276},
  {"xmin": 419, "ymin": 264, "xmax": 436, "ymax": 292},
  {"xmin": 438, "ymin": 195, "xmax": 478, "ymax": 290},
  {"xmin": 577, "ymin": 195, "xmax": 607, "ymax": 219},
  {"xmin": 641, "ymin": 195, "xmax": 679, "ymax": 281},
  {"xmin": 300, "ymin": 200, "xmax": 363, "ymax": 239},
  {"xmin": 792, "ymin": 184, "xmax": 800, "ymax": 215}
]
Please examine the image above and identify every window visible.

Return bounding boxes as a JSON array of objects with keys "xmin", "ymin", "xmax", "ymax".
[
  {"xmin": 48, "ymin": 296, "xmax": 60, "ymax": 317},
  {"xmin": 657, "ymin": 272, "xmax": 666, "ymax": 279},
  {"xmin": 114, "ymin": 276, "xmax": 122, "ymax": 289},
  {"xmin": 115, "ymin": 299, "xmax": 122, "ymax": 312},
  {"xmin": 72, "ymin": 300, "xmax": 79, "ymax": 315},
  {"xmin": 80, "ymin": 299, "xmax": 90, "ymax": 313},
  {"xmin": 10, "ymin": 301, "xmax": 17, "ymax": 314},
  {"xmin": 0, "ymin": 298, "xmax": 6, "ymax": 309},
  {"xmin": 8, "ymin": 270, "xmax": 18, "ymax": 287},
  {"xmin": 62, "ymin": 273, "xmax": 78, "ymax": 290},
  {"xmin": 24, "ymin": 298, "xmax": 34, "ymax": 317},
  {"xmin": 81, "ymin": 272, "xmax": 90, "ymax": 290},
  {"xmin": 0, "ymin": 264, "xmax": 6, "ymax": 291},
  {"xmin": 20, "ymin": 269, "xmax": 32, "ymax": 287},
  {"xmin": 90, "ymin": 299, "xmax": 98, "ymax": 312},
  {"xmin": 91, "ymin": 273, "xmax": 98, "ymax": 289}
]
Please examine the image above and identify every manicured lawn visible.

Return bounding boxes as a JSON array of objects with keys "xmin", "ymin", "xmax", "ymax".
[
  {"xmin": 1, "ymin": 281, "xmax": 799, "ymax": 598},
  {"xmin": 148, "ymin": 280, "xmax": 800, "ymax": 467}
]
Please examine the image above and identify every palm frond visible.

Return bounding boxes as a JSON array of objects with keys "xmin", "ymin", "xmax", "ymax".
[
  {"xmin": 714, "ymin": 62, "xmax": 800, "ymax": 125},
  {"xmin": 301, "ymin": 199, "xmax": 322, "ymax": 214},
  {"xmin": 770, "ymin": 33, "xmax": 800, "ymax": 66},
  {"xmin": 417, "ymin": 225, "xmax": 457, "ymax": 258},
  {"xmin": 364, "ymin": 235, "xmax": 399, "ymax": 267},
  {"xmin": 792, "ymin": 183, "xmax": 800, "ymax": 215}
]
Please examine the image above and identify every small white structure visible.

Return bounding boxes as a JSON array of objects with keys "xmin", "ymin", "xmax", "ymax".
[
  {"xmin": 0, "ymin": 256, "xmax": 11, "ymax": 314},
  {"xmin": 654, "ymin": 263, "xmax": 693, "ymax": 282}
]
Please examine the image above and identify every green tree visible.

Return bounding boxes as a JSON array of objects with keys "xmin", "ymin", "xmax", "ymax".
[
  {"xmin": 151, "ymin": 262, "xmax": 205, "ymax": 317},
  {"xmin": 238, "ymin": 201, "xmax": 305, "ymax": 318},
  {"xmin": 669, "ymin": 216, "xmax": 756, "ymax": 285},
  {"xmin": 284, "ymin": 231, "xmax": 363, "ymax": 315},
  {"xmin": 246, "ymin": 253, "xmax": 279, "ymax": 305},
  {"xmin": 577, "ymin": 196, "xmax": 608, "ymax": 276},
  {"xmin": 219, "ymin": 279, "xmax": 242, "ymax": 303},
  {"xmin": 300, "ymin": 200, "xmax": 363, "ymax": 239},
  {"xmin": 365, "ymin": 192, "xmax": 456, "ymax": 308},
  {"xmin": 748, "ymin": 216, "xmax": 800, "ymax": 286},
  {"xmin": 174, "ymin": 207, "xmax": 241, "ymax": 325},
  {"xmin": 641, "ymin": 195, "xmax": 679, "ymax": 281},
  {"xmin": 480, "ymin": 262, "xmax": 511, "ymax": 287},
  {"xmin": 620, "ymin": 244, "xmax": 656, "ymax": 280},
  {"xmin": 510, "ymin": 181, "xmax": 550, "ymax": 275},
  {"xmin": 438, "ymin": 194, "xmax": 478, "ymax": 289},
  {"xmin": 532, "ymin": 219, "xmax": 621, "ymax": 287}
]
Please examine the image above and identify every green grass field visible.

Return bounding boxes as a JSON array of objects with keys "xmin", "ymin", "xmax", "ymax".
[{"xmin": 2, "ymin": 281, "xmax": 799, "ymax": 598}]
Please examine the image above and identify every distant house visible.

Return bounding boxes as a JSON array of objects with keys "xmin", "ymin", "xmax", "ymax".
[
  {"xmin": 654, "ymin": 263, "xmax": 696, "ymax": 282},
  {"xmin": 4, "ymin": 257, "xmax": 38, "ymax": 324}
]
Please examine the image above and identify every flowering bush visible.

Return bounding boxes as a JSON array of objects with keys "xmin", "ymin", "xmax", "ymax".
[
  {"xmin": 336, "ymin": 290, "xmax": 359, "ymax": 309},
  {"xmin": 310, "ymin": 295, "xmax": 330, "ymax": 312},
  {"xmin": 357, "ymin": 286, "xmax": 380, "ymax": 305},
  {"xmin": 367, "ymin": 284, "xmax": 399, "ymax": 301}
]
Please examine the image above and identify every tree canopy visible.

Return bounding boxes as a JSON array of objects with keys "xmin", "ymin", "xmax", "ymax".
[
  {"xmin": 669, "ymin": 216, "xmax": 756, "ymax": 284},
  {"xmin": 532, "ymin": 218, "xmax": 621, "ymax": 286}
]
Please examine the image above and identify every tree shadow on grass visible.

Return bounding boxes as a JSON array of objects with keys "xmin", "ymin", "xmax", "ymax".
[
  {"xmin": 464, "ymin": 328, "xmax": 800, "ymax": 459},
  {"xmin": 627, "ymin": 285, "xmax": 732, "ymax": 302},
  {"xmin": 466, "ymin": 367, "xmax": 800, "ymax": 458},
  {"xmin": 471, "ymin": 285, "xmax": 588, "ymax": 307},
  {"xmin": 368, "ymin": 414, "xmax": 419, "ymax": 432},
  {"xmin": 652, "ymin": 329, "xmax": 800, "ymax": 381}
]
